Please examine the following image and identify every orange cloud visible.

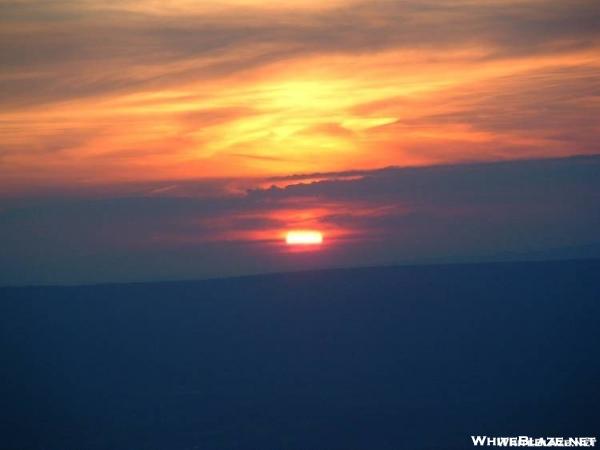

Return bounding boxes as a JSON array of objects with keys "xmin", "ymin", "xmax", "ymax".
[{"xmin": 1, "ymin": 0, "xmax": 599, "ymax": 194}]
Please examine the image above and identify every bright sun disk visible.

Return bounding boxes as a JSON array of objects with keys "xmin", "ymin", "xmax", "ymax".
[{"xmin": 285, "ymin": 230, "xmax": 323, "ymax": 245}]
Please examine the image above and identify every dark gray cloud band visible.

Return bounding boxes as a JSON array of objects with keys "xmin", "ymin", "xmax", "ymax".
[{"xmin": 1, "ymin": 155, "xmax": 599, "ymax": 285}]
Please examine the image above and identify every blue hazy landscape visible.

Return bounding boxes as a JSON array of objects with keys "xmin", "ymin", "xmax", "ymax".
[{"xmin": 1, "ymin": 259, "xmax": 599, "ymax": 450}]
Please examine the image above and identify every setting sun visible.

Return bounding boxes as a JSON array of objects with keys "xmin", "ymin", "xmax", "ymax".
[{"xmin": 285, "ymin": 230, "xmax": 324, "ymax": 245}]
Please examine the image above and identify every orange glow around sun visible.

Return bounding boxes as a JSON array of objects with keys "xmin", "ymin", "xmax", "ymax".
[{"xmin": 285, "ymin": 230, "xmax": 323, "ymax": 245}]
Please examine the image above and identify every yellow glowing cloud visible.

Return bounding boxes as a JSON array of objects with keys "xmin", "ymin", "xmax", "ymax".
[{"xmin": 0, "ymin": 0, "xmax": 598, "ymax": 193}]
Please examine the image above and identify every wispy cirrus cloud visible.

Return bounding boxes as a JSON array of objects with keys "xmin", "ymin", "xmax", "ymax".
[{"xmin": 1, "ymin": 0, "xmax": 599, "ymax": 192}]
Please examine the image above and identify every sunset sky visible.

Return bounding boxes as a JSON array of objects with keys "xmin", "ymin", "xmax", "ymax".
[{"xmin": 1, "ymin": 0, "xmax": 599, "ymax": 284}]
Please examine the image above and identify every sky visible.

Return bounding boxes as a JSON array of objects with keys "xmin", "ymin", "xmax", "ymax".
[{"xmin": 1, "ymin": 0, "xmax": 599, "ymax": 285}]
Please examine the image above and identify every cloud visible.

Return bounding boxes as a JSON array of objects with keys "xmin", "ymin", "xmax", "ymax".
[
  {"xmin": 2, "ymin": 0, "xmax": 599, "ymax": 106},
  {"xmin": 1, "ymin": 0, "xmax": 599, "ymax": 189},
  {"xmin": 1, "ymin": 155, "xmax": 599, "ymax": 285}
]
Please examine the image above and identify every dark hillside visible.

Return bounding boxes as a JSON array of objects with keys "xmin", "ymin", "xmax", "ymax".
[{"xmin": 1, "ymin": 259, "xmax": 599, "ymax": 449}]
